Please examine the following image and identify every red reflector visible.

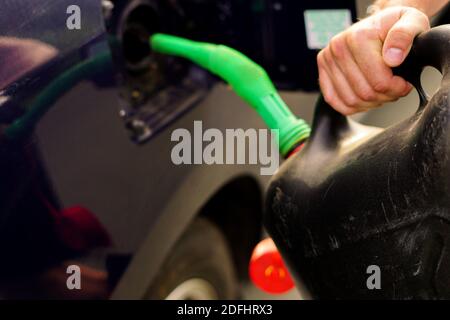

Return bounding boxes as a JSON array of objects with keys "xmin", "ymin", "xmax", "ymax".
[
  {"xmin": 54, "ymin": 206, "xmax": 112, "ymax": 252},
  {"xmin": 249, "ymin": 238, "xmax": 295, "ymax": 294}
]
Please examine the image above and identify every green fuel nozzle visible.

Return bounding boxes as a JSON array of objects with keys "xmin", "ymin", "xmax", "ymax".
[{"xmin": 150, "ymin": 34, "xmax": 310, "ymax": 156}]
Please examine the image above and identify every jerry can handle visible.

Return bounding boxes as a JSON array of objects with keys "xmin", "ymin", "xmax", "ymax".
[{"xmin": 311, "ymin": 24, "xmax": 450, "ymax": 142}]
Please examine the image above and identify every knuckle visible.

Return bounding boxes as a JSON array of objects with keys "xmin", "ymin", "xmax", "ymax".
[
  {"xmin": 420, "ymin": 14, "xmax": 430, "ymax": 29},
  {"xmin": 321, "ymin": 48, "xmax": 333, "ymax": 65},
  {"xmin": 347, "ymin": 27, "xmax": 376, "ymax": 49},
  {"xmin": 346, "ymin": 30, "xmax": 360, "ymax": 50},
  {"xmin": 358, "ymin": 88, "xmax": 377, "ymax": 102},
  {"xmin": 317, "ymin": 50, "xmax": 325, "ymax": 67},
  {"xmin": 396, "ymin": 82, "xmax": 412, "ymax": 97},
  {"xmin": 408, "ymin": 8, "xmax": 430, "ymax": 27},
  {"xmin": 344, "ymin": 31, "xmax": 353, "ymax": 49},
  {"xmin": 323, "ymin": 92, "xmax": 354, "ymax": 116},
  {"xmin": 401, "ymin": 85, "xmax": 413, "ymax": 96},
  {"xmin": 339, "ymin": 106, "xmax": 355, "ymax": 116},
  {"xmin": 343, "ymin": 95, "xmax": 359, "ymax": 109},
  {"xmin": 389, "ymin": 27, "xmax": 414, "ymax": 48},
  {"xmin": 372, "ymin": 79, "xmax": 390, "ymax": 94},
  {"xmin": 418, "ymin": 13, "xmax": 429, "ymax": 27},
  {"xmin": 323, "ymin": 91, "xmax": 338, "ymax": 107},
  {"xmin": 329, "ymin": 35, "xmax": 346, "ymax": 60}
]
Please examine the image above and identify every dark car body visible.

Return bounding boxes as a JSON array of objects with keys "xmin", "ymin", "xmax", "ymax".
[
  {"xmin": 1, "ymin": 0, "xmax": 370, "ymax": 299},
  {"xmin": 0, "ymin": 0, "xmax": 273, "ymax": 299}
]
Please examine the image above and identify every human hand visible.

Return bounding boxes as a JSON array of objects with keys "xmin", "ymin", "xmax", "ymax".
[{"xmin": 317, "ymin": 6, "xmax": 430, "ymax": 115}]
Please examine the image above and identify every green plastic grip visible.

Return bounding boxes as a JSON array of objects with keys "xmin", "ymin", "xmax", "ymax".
[{"xmin": 150, "ymin": 33, "xmax": 310, "ymax": 156}]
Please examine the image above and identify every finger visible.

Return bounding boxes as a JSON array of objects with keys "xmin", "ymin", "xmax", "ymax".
[
  {"xmin": 329, "ymin": 34, "xmax": 394, "ymax": 104},
  {"xmin": 346, "ymin": 21, "xmax": 411, "ymax": 98},
  {"xmin": 322, "ymin": 48, "xmax": 381, "ymax": 111},
  {"xmin": 318, "ymin": 52, "xmax": 355, "ymax": 115},
  {"xmin": 382, "ymin": 8, "xmax": 430, "ymax": 67}
]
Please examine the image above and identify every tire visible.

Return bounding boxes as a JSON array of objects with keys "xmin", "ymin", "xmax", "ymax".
[{"xmin": 145, "ymin": 217, "xmax": 239, "ymax": 300}]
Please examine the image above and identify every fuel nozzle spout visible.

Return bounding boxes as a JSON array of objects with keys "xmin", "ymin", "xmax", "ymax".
[{"xmin": 150, "ymin": 34, "xmax": 310, "ymax": 157}]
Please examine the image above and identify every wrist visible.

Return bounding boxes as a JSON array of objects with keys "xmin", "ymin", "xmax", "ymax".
[{"xmin": 372, "ymin": 1, "xmax": 433, "ymax": 17}]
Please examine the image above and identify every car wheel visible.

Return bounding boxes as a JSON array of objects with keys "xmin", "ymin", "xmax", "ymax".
[{"xmin": 145, "ymin": 217, "xmax": 238, "ymax": 300}]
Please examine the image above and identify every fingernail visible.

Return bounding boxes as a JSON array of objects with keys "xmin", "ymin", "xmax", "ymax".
[{"xmin": 384, "ymin": 48, "xmax": 404, "ymax": 66}]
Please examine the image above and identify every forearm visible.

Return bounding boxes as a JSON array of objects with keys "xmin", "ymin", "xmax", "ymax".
[{"xmin": 373, "ymin": 0, "xmax": 448, "ymax": 16}]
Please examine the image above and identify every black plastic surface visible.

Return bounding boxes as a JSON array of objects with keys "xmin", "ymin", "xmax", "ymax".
[{"xmin": 265, "ymin": 25, "xmax": 450, "ymax": 299}]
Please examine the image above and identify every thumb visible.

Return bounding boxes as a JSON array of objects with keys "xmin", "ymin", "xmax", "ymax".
[{"xmin": 382, "ymin": 8, "xmax": 430, "ymax": 67}]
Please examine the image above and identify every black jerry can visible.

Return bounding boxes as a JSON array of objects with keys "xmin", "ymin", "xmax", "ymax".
[{"xmin": 265, "ymin": 25, "xmax": 450, "ymax": 299}]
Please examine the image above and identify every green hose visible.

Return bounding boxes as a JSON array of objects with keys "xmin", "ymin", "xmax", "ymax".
[
  {"xmin": 151, "ymin": 33, "xmax": 310, "ymax": 156},
  {"xmin": 5, "ymin": 36, "xmax": 310, "ymax": 156},
  {"xmin": 4, "ymin": 52, "xmax": 112, "ymax": 140}
]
